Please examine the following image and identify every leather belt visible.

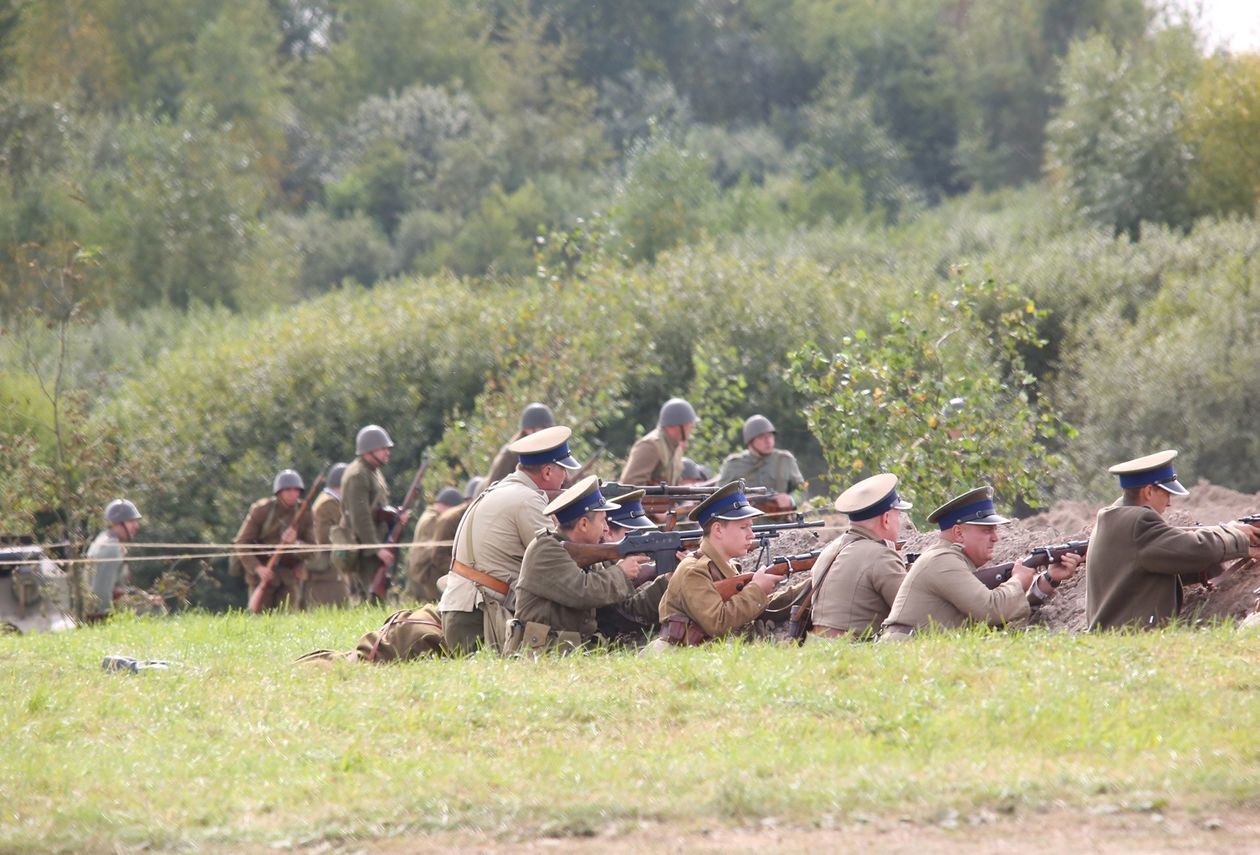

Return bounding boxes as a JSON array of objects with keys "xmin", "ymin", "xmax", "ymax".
[{"xmin": 451, "ymin": 559, "xmax": 510, "ymax": 596}]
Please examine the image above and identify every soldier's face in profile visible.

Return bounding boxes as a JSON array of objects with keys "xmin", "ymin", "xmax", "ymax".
[
  {"xmin": 1148, "ymin": 485, "xmax": 1172, "ymax": 515},
  {"xmin": 957, "ymin": 523, "xmax": 999, "ymax": 566},
  {"xmin": 711, "ymin": 517, "xmax": 755, "ymax": 557}
]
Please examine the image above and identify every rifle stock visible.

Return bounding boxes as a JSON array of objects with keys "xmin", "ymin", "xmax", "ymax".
[
  {"xmin": 248, "ymin": 472, "xmax": 325, "ymax": 614},
  {"xmin": 713, "ymin": 550, "xmax": 821, "ymax": 601},
  {"xmin": 370, "ymin": 451, "xmax": 432, "ymax": 599}
]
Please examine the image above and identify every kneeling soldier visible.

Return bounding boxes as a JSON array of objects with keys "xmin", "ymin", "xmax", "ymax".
[
  {"xmin": 881, "ymin": 486, "xmax": 1081, "ymax": 639},
  {"xmin": 654, "ymin": 480, "xmax": 781, "ymax": 646},
  {"xmin": 810, "ymin": 473, "xmax": 912, "ymax": 639},
  {"xmin": 506, "ymin": 476, "xmax": 650, "ymax": 655},
  {"xmin": 1086, "ymin": 450, "xmax": 1260, "ymax": 630}
]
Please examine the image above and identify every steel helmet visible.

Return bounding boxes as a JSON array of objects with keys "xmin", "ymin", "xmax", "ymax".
[
  {"xmin": 355, "ymin": 424, "xmax": 395, "ymax": 455},
  {"xmin": 435, "ymin": 486, "xmax": 464, "ymax": 506},
  {"xmin": 520, "ymin": 402, "xmax": 556, "ymax": 431},
  {"xmin": 465, "ymin": 476, "xmax": 484, "ymax": 498},
  {"xmin": 657, "ymin": 397, "xmax": 698, "ymax": 428},
  {"xmin": 273, "ymin": 469, "xmax": 305, "ymax": 493},
  {"xmin": 104, "ymin": 499, "xmax": 142, "ymax": 524},
  {"xmin": 742, "ymin": 414, "xmax": 775, "ymax": 445},
  {"xmin": 327, "ymin": 462, "xmax": 348, "ymax": 488}
]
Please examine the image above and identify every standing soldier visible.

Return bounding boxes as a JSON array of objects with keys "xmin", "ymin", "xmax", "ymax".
[
  {"xmin": 306, "ymin": 463, "xmax": 350, "ymax": 608},
  {"xmin": 482, "ymin": 402, "xmax": 555, "ymax": 491},
  {"xmin": 83, "ymin": 499, "xmax": 143, "ymax": 622},
  {"xmin": 717, "ymin": 414, "xmax": 804, "ymax": 510},
  {"xmin": 654, "ymin": 481, "xmax": 781, "ymax": 647},
  {"xmin": 439, "ymin": 426, "xmax": 580, "ymax": 653},
  {"xmin": 505, "ymin": 476, "xmax": 650, "ymax": 655},
  {"xmin": 1086, "ymin": 450, "xmax": 1260, "ymax": 630},
  {"xmin": 881, "ymin": 486, "xmax": 1081, "ymax": 639},
  {"xmin": 332, "ymin": 424, "xmax": 404, "ymax": 603},
  {"xmin": 620, "ymin": 397, "xmax": 696, "ymax": 486},
  {"xmin": 809, "ymin": 473, "xmax": 911, "ymax": 639},
  {"xmin": 233, "ymin": 470, "xmax": 314, "ymax": 612},
  {"xmin": 404, "ymin": 485, "xmax": 465, "ymax": 602}
]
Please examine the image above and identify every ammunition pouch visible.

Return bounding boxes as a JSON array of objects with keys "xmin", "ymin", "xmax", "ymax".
[
  {"xmin": 504, "ymin": 619, "xmax": 584, "ymax": 657},
  {"xmin": 660, "ymin": 615, "xmax": 708, "ymax": 647}
]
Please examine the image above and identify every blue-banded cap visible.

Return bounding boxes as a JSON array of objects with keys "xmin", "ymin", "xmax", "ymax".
[
  {"xmin": 927, "ymin": 486, "xmax": 1011, "ymax": 530},
  {"xmin": 1108, "ymin": 449, "xmax": 1188, "ymax": 496},
  {"xmin": 688, "ymin": 480, "xmax": 765, "ymax": 526},
  {"xmin": 606, "ymin": 489, "xmax": 659, "ymax": 531},
  {"xmin": 509, "ymin": 425, "xmax": 581, "ymax": 470},
  {"xmin": 545, "ymin": 475, "xmax": 619, "ymax": 525},
  {"xmin": 835, "ymin": 473, "xmax": 912, "ymax": 521}
]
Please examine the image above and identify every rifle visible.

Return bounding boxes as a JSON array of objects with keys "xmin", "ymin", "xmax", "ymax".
[
  {"xmin": 904, "ymin": 540, "xmax": 1089, "ymax": 590},
  {"xmin": 248, "ymin": 471, "xmax": 325, "ymax": 614},
  {"xmin": 370, "ymin": 451, "xmax": 432, "ymax": 599},
  {"xmin": 598, "ymin": 481, "xmax": 777, "ymax": 527},
  {"xmin": 576, "ymin": 442, "xmax": 608, "ymax": 478},
  {"xmin": 562, "ymin": 528, "xmax": 706, "ymax": 578},
  {"xmin": 712, "ymin": 549, "xmax": 822, "ymax": 601}
]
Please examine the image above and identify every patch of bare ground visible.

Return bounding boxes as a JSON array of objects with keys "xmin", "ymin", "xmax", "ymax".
[{"xmin": 313, "ymin": 808, "xmax": 1260, "ymax": 854}]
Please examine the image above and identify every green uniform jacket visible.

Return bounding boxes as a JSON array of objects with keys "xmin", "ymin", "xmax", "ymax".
[
  {"xmin": 84, "ymin": 530, "xmax": 125, "ymax": 616},
  {"xmin": 620, "ymin": 428, "xmax": 684, "ymax": 485},
  {"xmin": 484, "ymin": 438, "xmax": 520, "ymax": 489},
  {"xmin": 1085, "ymin": 498, "xmax": 1250, "ymax": 630},
  {"xmin": 717, "ymin": 448, "xmax": 804, "ymax": 496},
  {"xmin": 404, "ymin": 506, "xmax": 443, "ymax": 601},
  {"xmin": 308, "ymin": 489, "xmax": 341, "ymax": 574},
  {"xmin": 233, "ymin": 497, "xmax": 314, "ymax": 579},
  {"xmin": 883, "ymin": 539, "xmax": 1032, "ymax": 631},
  {"xmin": 658, "ymin": 540, "xmax": 768, "ymax": 638},
  {"xmin": 811, "ymin": 526, "xmax": 906, "ymax": 635},
  {"xmin": 514, "ymin": 531, "xmax": 637, "ymax": 639},
  {"xmin": 332, "ymin": 456, "xmax": 389, "ymax": 576}
]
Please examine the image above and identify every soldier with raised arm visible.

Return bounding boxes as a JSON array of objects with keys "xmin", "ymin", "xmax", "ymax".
[
  {"xmin": 881, "ymin": 486, "xmax": 1081, "ymax": 639},
  {"xmin": 1086, "ymin": 450, "xmax": 1260, "ymax": 630}
]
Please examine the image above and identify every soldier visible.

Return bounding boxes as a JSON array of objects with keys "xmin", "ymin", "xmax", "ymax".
[
  {"xmin": 597, "ymin": 489, "xmax": 672, "ymax": 642},
  {"xmin": 505, "ymin": 476, "xmax": 651, "ymax": 655},
  {"xmin": 679, "ymin": 457, "xmax": 711, "ymax": 486},
  {"xmin": 306, "ymin": 463, "xmax": 350, "ymax": 608},
  {"xmin": 483, "ymin": 402, "xmax": 555, "ymax": 491},
  {"xmin": 439, "ymin": 425, "xmax": 580, "ymax": 653},
  {"xmin": 654, "ymin": 481, "xmax": 781, "ymax": 646},
  {"xmin": 717, "ymin": 414, "xmax": 804, "ymax": 510},
  {"xmin": 83, "ymin": 499, "xmax": 143, "ymax": 621},
  {"xmin": 332, "ymin": 424, "xmax": 407, "ymax": 602},
  {"xmin": 1086, "ymin": 450, "xmax": 1260, "ymax": 630},
  {"xmin": 881, "ymin": 486, "xmax": 1081, "ymax": 639},
  {"xmin": 809, "ymin": 473, "xmax": 912, "ymax": 639},
  {"xmin": 605, "ymin": 489, "xmax": 659, "ymax": 542},
  {"xmin": 234, "ymin": 470, "xmax": 314, "ymax": 612},
  {"xmin": 404, "ymin": 485, "xmax": 465, "ymax": 602},
  {"xmin": 620, "ymin": 397, "xmax": 696, "ymax": 486}
]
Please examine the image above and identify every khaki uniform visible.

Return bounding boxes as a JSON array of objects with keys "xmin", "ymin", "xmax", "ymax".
[
  {"xmin": 811, "ymin": 526, "xmax": 906, "ymax": 637},
  {"xmin": 306, "ymin": 489, "xmax": 350, "ymax": 607},
  {"xmin": 438, "ymin": 470, "xmax": 548, "ymax": 652},
  {"xmin": 404, "ymin": 502, "xmax": 464, "ymax": 603},
  {"xmin": 331, "ymin": 456, "xmax": 389, "ymax": 597},
  {"xmin": 882, "ymin": 539, "xmax": 1033, "ymax": 635},
  {"xmin": 234, "ymin": 497, "xmax": 314, "ymax": 611},
  {"xmin": 84, "ymin": 530, "xmax": 125, "ymax": 617},
  {"xmin": 297, "ymin": 606, "xmax": 445, "ymax": 664},
  {"xmin": 508, "ymin": 530, "xmax": 637, "ymax": 653},
  {"xmin": 1086, "ymin": 498, "xmax": 1250, "ymax": 630},
  {"xmin": 620, "ymin": 428, "xmax": 684, "ymax": 485},
  {"xmin": 717, "ymin": 448, "xmax": 804, "ymax": 496},
  {"xmin": 657, "ymin": 540, "xmax": 769, "ymax": 640}
]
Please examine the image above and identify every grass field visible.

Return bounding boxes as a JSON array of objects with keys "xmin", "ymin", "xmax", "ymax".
[{"xmin": 3, "ymin": 609, "xmax": 1259, "ymax": 853}]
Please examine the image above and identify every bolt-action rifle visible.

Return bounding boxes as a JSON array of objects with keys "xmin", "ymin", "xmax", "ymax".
[
  {"xmin": 370, "ymin": 451, "xmax": 431, "ymax": 599},
  {"xmin": 248, "ymin": 471, "xmax": 325, "ymax": 614},
  {"xmin": 598, "ymin": 481, "xmax": 779, "ymax": 527},
  {"xmin": 713, "ymin": 549, "xmax": 823, "ymax": 601},
  {"xmin": 904, "ymin": 539, "xmax": 1089, "ymax": 590}
]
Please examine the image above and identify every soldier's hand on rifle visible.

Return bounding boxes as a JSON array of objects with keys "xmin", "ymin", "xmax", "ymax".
[
  {"xmin": 1240, "ymin": 524, "xmax": 1260, "ymax": 547},
  {"xmin": 376, "ymin": 548, "xmax": 396, "ymax": 566},
  {"xmin": 750, "ymin": 568, "xmax": 779, "ymax": 594},
  {"xmin": 256, "ymin": 563, "xmax": 274, "ymax": 585},
  {"xmin": 1011, "ymin": 562, "xmax": 1037, "ymax": 590},
  {"xmin": 399, "ymin": 509, "xmax": 412, "ymax": 528},
  {"xmin": 1047, "ymin": 551, "xmax": 1083, "ymax": 585},
  {"xmin": 617, "ymin": 554, "xmax": 651, "ymax": 583},
  {"xmin": 279, "ymin": 527, "xmax": 297, "ymax": 545}
]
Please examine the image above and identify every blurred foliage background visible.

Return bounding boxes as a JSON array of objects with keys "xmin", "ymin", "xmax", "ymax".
[{"xmin": 3, "ymin": 0, "xmax": 1260, "ymax": 607}]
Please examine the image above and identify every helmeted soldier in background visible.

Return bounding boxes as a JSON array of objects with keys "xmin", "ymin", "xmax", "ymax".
[
  {"xmin": 679, "ymin": 457, "xmax": 711, "ymax": 486},
  {"xmin": 405, "ymin": 485, "xmax": 466, "ymax": 602},
  {"xmin": 482, "ymin": 402, "xmax": 556, "ymax": 491},
  {"xmin": 332, "ymin": 425, "xmax": 407, "ymax": 602},
  {"xmin": 620, "ymin": 398, "xmax": 696, "ymax": 486},
  {"xmin": 306, "ymin": 462, "xmax": 351, "ymax": 608},
  {"xmin": 83, "ymin": 499, "xmax": 143, "ymax": 621},
  {"xmin": 717, "ymin": 414, "xmax": 804, "ymax": 510},
  {"xmin": 233, "ymin": 470, "xmax": 314, "ymax": 611}
]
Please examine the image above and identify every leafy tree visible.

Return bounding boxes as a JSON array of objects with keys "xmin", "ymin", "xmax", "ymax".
[
  {"xmin": 787, "ymin": 277, "xmax": 1071, "ymax": 509},
  {"xmin": 610, "ymin": 131, "xmax": 717, "ymax": 263},
  {"xmin": 1183, "ymin": 53, "xmax": 1260, "ymax": 217}
]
